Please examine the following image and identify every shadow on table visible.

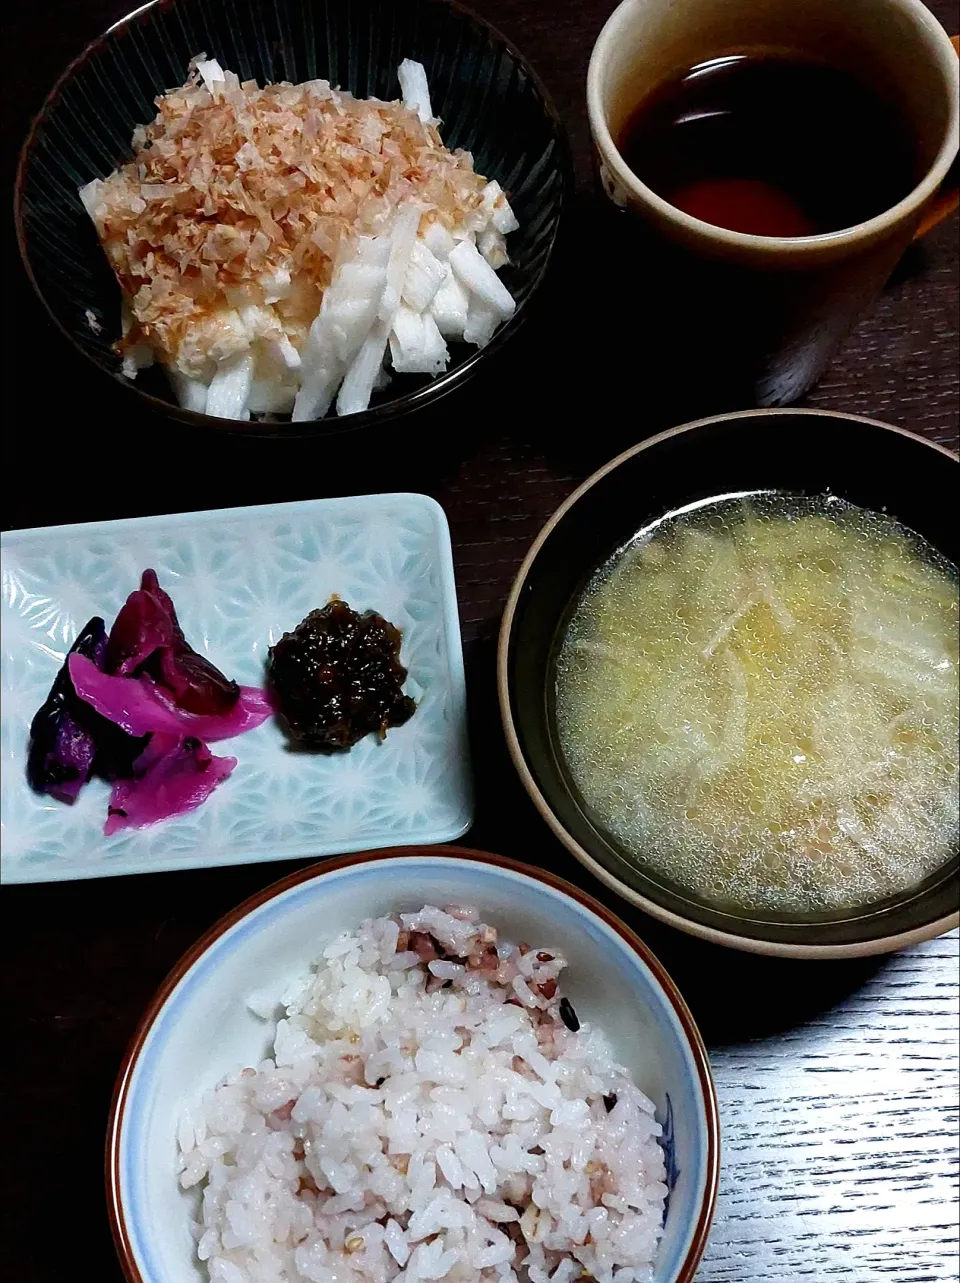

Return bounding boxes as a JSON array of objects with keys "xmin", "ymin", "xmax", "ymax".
[
  {"xmin": 460, "ymin": 631, "xmax": 889, "ymax": 1051},
  {"xmin": 488, "ymin": 195, "xmax": 944, "ymax": 481}
]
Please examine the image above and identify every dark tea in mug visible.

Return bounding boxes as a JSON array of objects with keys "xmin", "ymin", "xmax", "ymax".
[
  {"xmin": 588, "ymin": 0, "xmax": 958, "ymax": 410},
  {"xmin": 616, "ymin": 53, "xmax": 920, "ymax": 238}
]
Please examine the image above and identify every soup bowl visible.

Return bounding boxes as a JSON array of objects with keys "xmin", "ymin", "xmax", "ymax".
[{"xmin": 498, "ymin": 409, "xmax": 959, "ymax": 958}]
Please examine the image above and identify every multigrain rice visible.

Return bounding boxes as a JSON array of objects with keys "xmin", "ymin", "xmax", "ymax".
[{"xmin": 178, "ymin": 906, "xmax": 668, "ymax": 1283}]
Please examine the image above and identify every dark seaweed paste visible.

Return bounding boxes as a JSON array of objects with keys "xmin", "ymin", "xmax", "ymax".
[{"xmin": 266, "ymin": 599, "xmax": 416, "ymax": 751}]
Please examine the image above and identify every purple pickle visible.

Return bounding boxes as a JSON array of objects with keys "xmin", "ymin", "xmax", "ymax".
[
  {"xmin": 26, "ymin": 618, "xmax": 144, "ymax": 803},
  {"xmin": 26, "ymin": 617, "xmax": 107, "ymax": 802},
  {"xmin": 105, "ymin": 568, "xmax": 241, "ymax": 715},
  {"xmin": 104, "ymin": 733, "xmax": 237, "ymax": 835},
  {"xmin": 30, "ymin": 573, "xmax": 272, "ymax": 832},
  {"xmin": 68, "ymin": 654, "xmax": 274, "ymax": 741}
]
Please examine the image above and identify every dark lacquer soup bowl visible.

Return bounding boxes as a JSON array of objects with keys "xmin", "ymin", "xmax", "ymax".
[{"xmin": 499, "ymin": 409, "xmax": 959, "ymax": 958}]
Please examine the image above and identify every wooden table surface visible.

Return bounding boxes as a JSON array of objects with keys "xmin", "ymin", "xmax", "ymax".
[{"xmin": 2, "ymin": 0, "xmax": 958, "ymax": 1280}]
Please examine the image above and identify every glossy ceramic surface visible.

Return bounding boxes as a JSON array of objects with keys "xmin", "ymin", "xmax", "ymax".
[
  {"xmin": 107, "ymin": 848, "xmax": 719, "ymax": 1283},
  {"xmin": 1, "ymin": 495, "xmax": 471, "ymax": 881}
]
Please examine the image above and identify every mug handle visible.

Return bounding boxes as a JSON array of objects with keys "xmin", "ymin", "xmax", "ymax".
[{"xmin": 913, "ymin": 34, "xmax": 960, "ymax": 239}]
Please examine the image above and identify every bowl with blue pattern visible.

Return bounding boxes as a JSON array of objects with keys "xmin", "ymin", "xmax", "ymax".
[{"xmin": 107, "ymin": 846, "xmax": 719, "ymax": 1283}]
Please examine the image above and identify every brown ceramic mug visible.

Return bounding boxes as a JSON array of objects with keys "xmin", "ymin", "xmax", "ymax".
[{"xmin": 587, "ymin": 0, "xmax": 959, "ymax": 407}]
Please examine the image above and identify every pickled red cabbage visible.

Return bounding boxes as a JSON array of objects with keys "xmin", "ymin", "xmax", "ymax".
[
  {"xmin": 104, "ymin": 733, "xmax": 237, "ymax": 835},
  {"xmin": 68, "ymin": 654, "xmax": 273, "ymax": 741},
  {"xmin": 105, "ymin": 569, "xmax": 241, "ymax": 715}
]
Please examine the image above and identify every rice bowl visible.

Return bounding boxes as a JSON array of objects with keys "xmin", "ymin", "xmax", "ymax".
[{"xmin": 107, "ymin": 849, "xmax": 719, "ymax": 1283}]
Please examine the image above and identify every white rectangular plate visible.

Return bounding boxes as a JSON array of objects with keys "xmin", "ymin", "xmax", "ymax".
[{"xmin": 1, "ymin": 494, "xmax": 472, "ymax": 883}]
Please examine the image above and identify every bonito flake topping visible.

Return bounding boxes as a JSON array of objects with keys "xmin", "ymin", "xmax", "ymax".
[{"xmin": 79, "ymin": 57, "xmax": 519, "ymax": 421}]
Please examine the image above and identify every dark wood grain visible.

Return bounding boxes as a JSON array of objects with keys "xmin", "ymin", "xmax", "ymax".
[{"xmin": 1, "ymin": 0, "xmax": 958, "ymax": 1280}]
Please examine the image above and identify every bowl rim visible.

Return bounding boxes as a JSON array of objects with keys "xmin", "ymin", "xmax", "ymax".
[
  {"xmin": 497, "ymin": 407, "xmax": 960, "ymax": 960},
  {"xmin": 14, "ymin": 0, "xmax": 573, "ymax": 439},
  {"xmin": 104, "ymin": 844, "xmax": 720, "ymax": 1283}
]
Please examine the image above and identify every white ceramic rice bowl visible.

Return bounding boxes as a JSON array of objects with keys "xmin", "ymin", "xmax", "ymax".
[{"xmin": 107, "ymin": 848, "xmax": 719, "ymax": 1283}]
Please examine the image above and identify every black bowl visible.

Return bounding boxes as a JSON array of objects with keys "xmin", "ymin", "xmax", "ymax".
[
  {"xmin": 499, "ymin": 409, "xmax": 959, "ymax": 957},
  {"xmin": 15, "ymin": 0, "xmax": 570, "ymax": 437}
]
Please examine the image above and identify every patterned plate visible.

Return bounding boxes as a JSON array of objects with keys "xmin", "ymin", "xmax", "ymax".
[{"xmin": 1, "ymin": 495, "xmax": 471, "ymax": 882}]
